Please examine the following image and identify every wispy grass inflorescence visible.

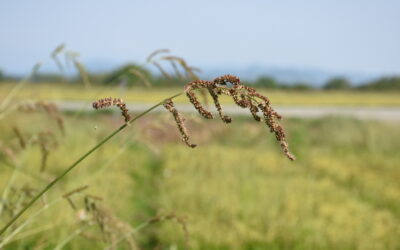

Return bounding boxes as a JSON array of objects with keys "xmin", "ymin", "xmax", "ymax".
[
  {"xmin": 147, "ymin": 49, "xmax": 200, "ymax": 81},
  {"xmin": 128, "ymin": 68, "xmax": 152, "ymax": 87},
  {"xmin": 91, "ymin": 75, "xmax": 295, "ymax": 159},
  {"xmin": 62, "ymin": 185, "xmax": 90, "ymax": 199},
  {"xmin": 183, "ymin": 74, "xmax": 295, "ymax": 160},
  {"xmin": 146, "ymin": 48, "xmax": 210, "ymax": 106},
  {"xmin": 51, "ymin": 44, "xmax": 66, "ymax": 72},
  {"xmin": 18, "ymin": 101, "xmax": 65, "ymax": 135},
  {"xmin": 185, "ymin": 80, "xmax": 214, "ymax": 119},
  {"xmin": 92, "ymin": 97, "xmax": 131, "ymax": 122},
  {"xmin": 37, "ymin": 130, "xmax": 57, "ymax": 172},
  {"xmin": 163, "ymin": 99, "xmax": 196, "ymax": 148}
]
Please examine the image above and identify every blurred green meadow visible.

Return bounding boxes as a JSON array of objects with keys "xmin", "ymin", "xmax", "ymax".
[{"xmin": 1, "ymin": 106, "xmax": 399, "ymax": 249}]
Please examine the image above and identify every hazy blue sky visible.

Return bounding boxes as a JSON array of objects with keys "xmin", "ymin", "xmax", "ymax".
[{"xmin": 0, "ymin": 0, "xmax": 399, "ymax": 75}]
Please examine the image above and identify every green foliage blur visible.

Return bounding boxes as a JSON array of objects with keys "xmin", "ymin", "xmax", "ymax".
[
  {"xmin": 1, "ymin": 65, "xmax": 400, "ymax": 91},
  {"xmin": 324, "ymin": 77, "xmax": 351, "ymax": 90},
  {"xmin": 358, "ymin": 77, "xmax": 400, "ymax": 91}
]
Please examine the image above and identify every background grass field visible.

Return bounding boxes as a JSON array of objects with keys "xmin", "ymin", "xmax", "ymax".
[{"xmin": 1, "ymin": 109, "xmax": 399, "ymax": 249}]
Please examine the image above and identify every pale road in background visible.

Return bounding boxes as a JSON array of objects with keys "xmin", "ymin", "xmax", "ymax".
[{"xmin": 57, "ymin": 101, "xmax": 400, "ymax": 121}]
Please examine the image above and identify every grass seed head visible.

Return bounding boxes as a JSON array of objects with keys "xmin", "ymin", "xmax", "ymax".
[
  {"xmin": 37, "ymin": 130, "xmax": 57, "ymax": 172},
  {"xmin": 258, "ymin": 103, "xmax": 295, "ymax": 161},
  {"xmin": 185, "ymin": 80, "xmax": 214, "ymax": 119},
  {"xmin": 152, "ymin": 61, "xmax": 172, "ymax": 80},
  {"xmin": 163, "ymin": 99, "xmax": 196, "ymax": 148},
  {"xmin": 63, "ymin": 185, "xmax": 90, "ymax": 198},
  {"xmin": 249, "ymin": 99, "xmax": 261, "ymax": 122},
  {"xmin": 213, "ymin": 74, "xmax": 241, "ymax": 86},
  {"xmin": 146, "ymin": 48, "xmax": 170, "ymax": 63},
  {"xmin": 208, "ymin": 88, "xmax": 232, "ymax": 123},
  {"xmin": 92, "ymin": 97, "xmax": 132, "ymax": 122},
  {"xmin": 182, "ymin": 74, "xmax": 295, "ymax": 160}
]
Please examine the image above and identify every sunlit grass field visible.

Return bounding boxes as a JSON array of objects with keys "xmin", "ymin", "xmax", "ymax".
[
  {"xmin": 1, "ymin": 110, "xmax": 399, "ymax": 249},
  {"xmin": 1, "ymin": 82, "xmax": 400, "ymax": 106}
]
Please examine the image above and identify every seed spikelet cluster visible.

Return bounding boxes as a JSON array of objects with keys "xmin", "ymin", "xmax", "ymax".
[
  {"xmin": 92, "ymin": 97, "xmax": 131, "ymax": 122},
  {"xmin": 91, "ymin": 75, "xmax": 295, "ymax": 160},
  {"xmin": 163, "ymin": 99, "xmax": 196, "ymax": 148},
  {"xmin": 184, "ymin": 74, "xmax": 295, "ymax": 160}
]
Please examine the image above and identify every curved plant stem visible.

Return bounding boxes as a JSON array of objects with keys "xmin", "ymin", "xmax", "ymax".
[{"xmin": 0, "ymin": 92, "xmax": 183, "ymax": 237}]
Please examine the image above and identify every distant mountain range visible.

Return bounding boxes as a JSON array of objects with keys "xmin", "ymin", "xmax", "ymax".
[
  {"xmin": 194, "ymin": 64, "xmax": 381, "ymax": 87},
  {"xmin": 84, "ymin": 60, "xmax": 381, "ymax": 87},
  {"xmin": 1, "ymin": 56, "xmax": 396, "ymax": 87},
  {"xmin": 9, "ymin": 59, "xmax": 382, "ymax": 87}
]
